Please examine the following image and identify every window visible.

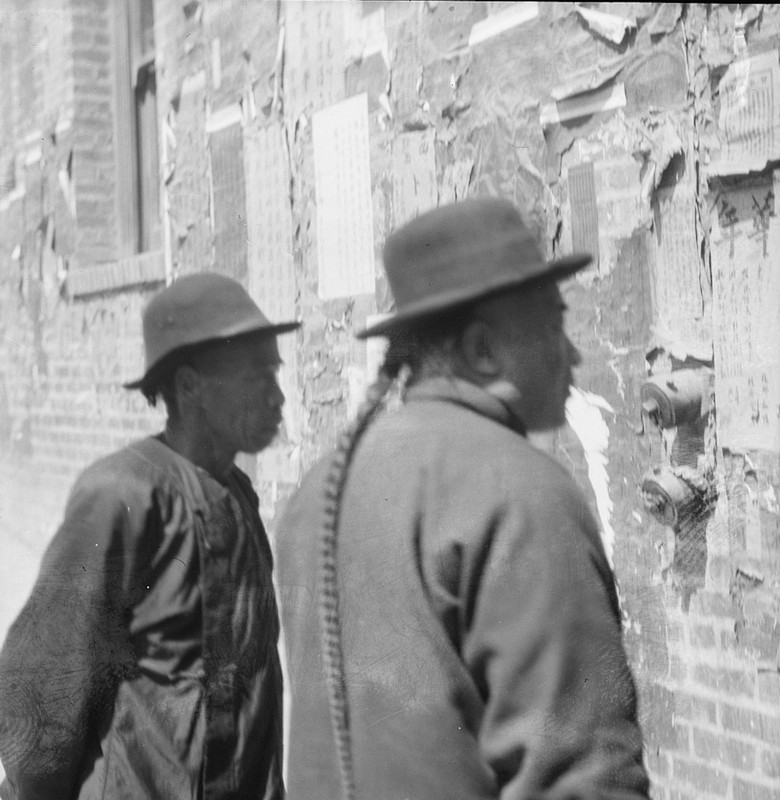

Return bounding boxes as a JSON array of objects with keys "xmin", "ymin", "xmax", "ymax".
[{"xmin": 114, "ymin": 0, "xmax": 161, "ymax": 255}]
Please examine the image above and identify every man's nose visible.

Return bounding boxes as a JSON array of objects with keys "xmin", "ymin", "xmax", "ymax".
[{"xmin": 268, "ymin": 378, "xmax": 285, "ymax": 408}]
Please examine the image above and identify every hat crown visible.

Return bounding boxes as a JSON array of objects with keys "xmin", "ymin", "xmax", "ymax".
[
  {"xmin": 383, "ymin": 198, "xmax": 546, "ymax": 310},
  {"xmin": 358, "ymin": 197, "xmax": 589, "ymax": 338},
  {"xmin": 126, "ymin": 272, "xmax": 299, "ymax": 389}
]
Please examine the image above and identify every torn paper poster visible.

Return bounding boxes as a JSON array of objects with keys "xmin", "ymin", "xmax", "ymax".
[
  {"xmin": 568, "ymin": 161, "xmax": 599, "ymax": 263},
  {"xmin": 540, "ymin": 82, "xmax": 626, "ymax": 128},
  {"xmin": 710, "ymin": 172, "xmax": 780, "ymax": 452},
  {"xmin": 344, "ymin": 2, "xmax": 388, "ymax": 66},
  {"xmin": 243, "ymin": 122, "xmax": 301, "ymax": 447},
  {"xmin": 566, "ymin": 387, "xmax": 617, "ymax": 568},
  {"xmin": 313, "ymin": 93, "xmax": 376, "ymax": 299},
  {"xmin": 710, "ymin": 50, "xmax": 780, "ymax": 176},
  {"xmin": 631, "ymin": 115, "xmax": 684, "ymax": 205},
  {"xmin": 551, "ymin": 55, "xmax": 625, "ymax": 102},
  {"xmin": 283, "ymin": 0, "xmax": 345, "ymax": 120},
  {"xmin": 468, "ymin": 1, "xmax": 538, "ymax": 47},
  {"xmin": 575, "ymin": 4, "xmax": 636, "ymax": 45},
  {"xmin": 392, "ymin": 129, "xmax": 437, "ymax": 227},
  {"xmin": 652, "ymin": 184, "xmax": 712, "ymax": 361}
]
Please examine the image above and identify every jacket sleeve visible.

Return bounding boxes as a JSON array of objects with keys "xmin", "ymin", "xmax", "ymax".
[
  {"xmin": 458, "ymin": 465, "xmax": 650, "ymax": 800},
  {"xmin": 0, "ymin": 470, "xmax": 143, "ymax": 800}
]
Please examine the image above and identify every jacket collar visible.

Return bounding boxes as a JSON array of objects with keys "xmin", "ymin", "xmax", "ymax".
[
  {"xmin": 131, "ymin": 435, "xmax": 233, "ymax": 511},
  {"xmin": 404, "ymin": 376, "xmax": 527, "ymax": 437}
]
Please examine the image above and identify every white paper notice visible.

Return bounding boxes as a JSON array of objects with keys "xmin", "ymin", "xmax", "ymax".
[
  {"xmin": 313, "ymin": 93, "xmax": 376, "ymax": 299},
  {"xmin": 653, "ymin": 184, "xmax": 712, "ymax": 359},
  {"xmin": 710, "ymin": 173, "xmax": 780, "ymax": 452},
  {"xmin": 712, "ymin": 50, "xmax": 780, "ymax": 176},
  {"xmin": 392, "ymin": 129, "xmax": 437, "ymax": 227},
  {"xmin": 244, "ymin": 123, "xmax": 301, "ymax": 482}
]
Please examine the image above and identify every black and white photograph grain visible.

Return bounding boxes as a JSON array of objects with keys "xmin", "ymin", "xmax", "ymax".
[{"xmin": 0, "ymin": 2, "xmax": 778, "ymax": 799}]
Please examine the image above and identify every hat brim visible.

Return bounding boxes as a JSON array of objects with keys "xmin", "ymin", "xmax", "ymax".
[
  {"xmin": 356, "ymin": 253, "xmax": 592, "ymax": 339},
  {"xmin": 123, "ymin": 320, "xmax": 301, "ymax": 390}
]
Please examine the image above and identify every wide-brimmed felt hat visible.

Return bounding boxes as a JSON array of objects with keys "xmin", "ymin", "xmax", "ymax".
[
  {"xmin": 124, "ymin": 272, "xmax": 300, "ymax": 390},
  {"xmin": 357, "ymin": 197, "xmax": 592, "ymax": 339}
]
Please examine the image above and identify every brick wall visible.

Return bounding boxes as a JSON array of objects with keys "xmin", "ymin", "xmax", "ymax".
[
  {"xmin": 71, "ymin": 0, "xmax": 118, "ymax": 263},
  {"xmin": 0, "ymin": 4, "xmax": 778, "ymax": 798},
  {"xmin": 0, "ymin": 0, "xmax": 163, "ymax": 539}
]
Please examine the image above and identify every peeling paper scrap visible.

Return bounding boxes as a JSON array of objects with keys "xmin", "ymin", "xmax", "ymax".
[
  {"xmin": 205, "ymin": 103, "xmax": 242, "ymax": 134},
  {"xmin": 649, "ymin": 324, "xmax": 713, "ymax": 363},
  {"xmin": 540, "ymin": 82, "xmax": 626, "ymax": 128},
  {"xmin": 566, "ymin": 387, "xmax": 616, "ymax": 568},
  {"xmin": 551, "ymin": 57, "xmax": 625, "ymax": 102},
  {"xmin": 468, "ymin": 1, "xmax": 538, "ymax": 47},
  {"xmin": 58, "ymin": 152, "xmax": 76, "ymax": 219},
  {"xmin": 575, "ymin": 4, "xmax": 636, "ymax": 45},
  {"xmin": 344, "ymin": 3, "xmax": 388, "ymax": 66},
  {"xmin": 711, "ymin": 50, "xmax": 780, "ymax": 176},
  {"xmin": 646, "ymin": 3, "xmax": 682, "ymax": 37}
]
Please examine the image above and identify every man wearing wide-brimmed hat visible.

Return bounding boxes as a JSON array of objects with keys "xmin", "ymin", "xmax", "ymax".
[
  {"xmin": 277, "ymin": 198, "xmax": 650, "ymax": 799},
  {"xmin": 0, "ymin": 273, "xmax": 298, "ymax": 800}
]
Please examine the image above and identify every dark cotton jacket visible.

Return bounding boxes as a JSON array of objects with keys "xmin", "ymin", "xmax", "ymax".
[
  {"xmin": 0, "ymin": 437, "xmax": 284, "ymax": 800},
  {"xmin": 276, "ymin": 377, "xmax": 650, "ymax": 800}
]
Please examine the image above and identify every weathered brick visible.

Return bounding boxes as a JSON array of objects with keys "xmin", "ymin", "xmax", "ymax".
[
  {"xmin": 669, "ymin": 653, "xmax": 688, "ymax": 682},
  {"xmin": 690, "ymin": 623, "xmax": 717, "ymax": 649},
  {"xmin": 736, "ymin": 626, "xmax": 780, "ymax": 661},
  {"xmin": 666, "ymin": 620, "xmax": 685, "ymax": 644},
  {"xmin": 689, "ymin": 591, "xmax": 736, "ymax": 618},
  {"xmin": 645, "ymin": 748, "xmax": 671, "ymax": 780},
  {"xmin": 758, "ymin": 671, "xmax": 780, "ymax": 706},
  {"xmin": 692, "ymin": 726, "xmax": 755, "ymax": 771},
  {"xmin": 760, "ymin": 747, "xmax": 780, "ymax": 778},
  {"xmin": 672, "ymin": 757, "xmax": 729, "ymax": 795},
  {"xmin": 74, "ymin": 98, "xmax": 111, "ymax": 123},
  {"xmin": 693, "ymin": 665, "xmax": 756, "ymax": 699},
  {"xmin": 720, "ymin": 704, "xmax": 780, "ymax": 744},
  {"xmin": 732, "ymin": 776, "xmax": 780, "ymax": 800},
  {"xmin": 675, "ymin": 693, "xmax": 718, "ymax": 725},
  {"xmin": 72, "ymin": 47, "xmax": 110, "ymax": 67}
]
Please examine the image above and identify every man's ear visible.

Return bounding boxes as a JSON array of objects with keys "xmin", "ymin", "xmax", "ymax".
[
  {"xmin": 173, "ymin": 364, "xmax": 202, "ymax": 407},
  {"xmin": 458, "ymin": 319, "xmax": 502, "ymax": 379}
]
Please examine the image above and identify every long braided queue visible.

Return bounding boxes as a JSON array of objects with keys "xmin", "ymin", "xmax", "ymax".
[{"xmin": 318, "ymin": 354, "xmax": 403, "ymax": 800}]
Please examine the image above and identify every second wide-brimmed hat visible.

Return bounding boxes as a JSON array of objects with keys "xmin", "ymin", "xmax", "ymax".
[
  {"xmin": 124, "ymin": 272, "xmax": 300, "ymax": 390},
  {"xmin": 357, "ymin": 197, "xmax": 592, "ymax": 339}
]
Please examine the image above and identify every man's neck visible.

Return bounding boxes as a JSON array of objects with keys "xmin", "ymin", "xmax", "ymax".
[{"xmin": 162, "ymin": 421, "xmax": 235, "ymax": 484}]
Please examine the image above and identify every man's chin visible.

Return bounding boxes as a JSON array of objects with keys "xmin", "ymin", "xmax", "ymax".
[{"xmin": 243, "ymin": 428, "xmax": 281, "ymax": 453}]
